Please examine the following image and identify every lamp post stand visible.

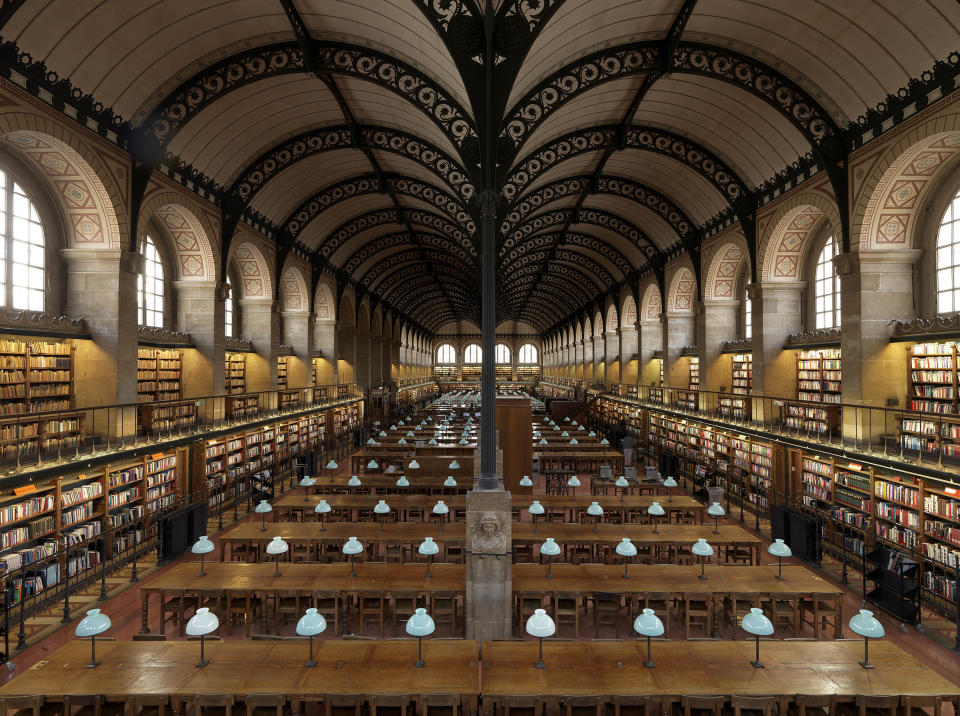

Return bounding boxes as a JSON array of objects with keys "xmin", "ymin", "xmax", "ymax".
[{"xmin": 750, "ymin": 635, "xmax": 764, "ymax": 668}]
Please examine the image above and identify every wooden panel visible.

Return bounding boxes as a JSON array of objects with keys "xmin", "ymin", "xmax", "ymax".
[{"xmin": 496, "ymin": 396, "xmax": 533, "ymax": 492}]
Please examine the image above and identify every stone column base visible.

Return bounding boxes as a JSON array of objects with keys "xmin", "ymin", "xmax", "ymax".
[{"xmin": 465, "ymin": 489, "xmax": 513, "ymax": 640}]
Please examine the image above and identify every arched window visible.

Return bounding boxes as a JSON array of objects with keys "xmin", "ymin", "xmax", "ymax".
[
  {"xmin": 813, "ymin": 235, "xmax": 840, "ymax": 329},
  {"xmin": 937, "ymin": 193, "xmax": 960, "ymax": 313},
  {"xmin": 224, "ymin": 276, "xmax": 234, "ymax": 338},
  {"xmin": 138, "ymin": 234, "xmax": 164, "ymax": 327},
  {"xmin": 744, "ymin": 294, "xmax": 752, "ymax": 340},
  {"xmin": 495, "ymin": 343, "xmax": 511, "ymax": 364},
  {"xmin": 435, "ymin": 343, "xmax": 456, "ymax": 364},
  {"xmin": 0, "ymin": 172, "xmax": 45, "ymax": 311},
  {"xmin": 518, "ymin": 343, "xmax": 539, "ymax": 363},
  {"xmin": 464, "ymin": 344, "xmax": 482, "ymax": 363}
]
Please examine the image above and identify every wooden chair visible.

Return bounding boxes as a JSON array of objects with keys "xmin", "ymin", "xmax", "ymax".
[
  {"xmin": 275, "ymin": 589, "xmax": 303, "ymax": 630},
  {"xmin": 799, "ymin": 597, "xmax": 839, "ymax": 639},
  {"xmin": 498, "ymin": 697, "xmax": 542, "ymax": 716},
  {"xmin": 793, "ymin": 694, "xmax": 837, "ymax": 716},
  {"xmin": 421, "ymin": 695, "xmax": 460, "ymax": 716},
  {"xmin": 680, "ymin": 696, "xmax": 726, "ymax": 716},
  {"xmin": 323, "ymin": 696, "xmax": 363, "ymax": 716},
  {"xmin": 391, "ymin": 593, "xmax": 419, "ymax": 635},
  {"xmin": 0, "ymin": 696, "xmax": 58, "ymax": 716},
  {"xmin": 161, "ymin": 590, "xmax": 198, "ymax": 636},
  {"xmin": 431, "ymin": 591, "xmax": 458, "ymax": 635},
  {"xmin": 592, "ymin": 592, "xmax": 621, "ymax": 638},
  {"xmin": 192, "ymin": 697, "xmax": 238, "ymax": 716},
  {"xmin": 563, "ymin": 697, "xmax": 603, "ymax": 716},
  {"xmin": 131, "ymin": 634, "xmax": 167, "ymax": 642},
  {"xmin": 360, "ymin": 593, "xmax": 385, "ymax": 637},
  {"xmin": 837, "ymin": 696, "xmax": 900, "ymax": 716},
  {"xmin": 725, "ymin": 542, "xmax": 754, "ymax": 565},
  {"xmin": 312, "ymin": 591, "xmax": 340, "ymax": 636},
  {"xmin": 243, "ymin": 695, "xmax": 288, "ymax": 716},
  {"xmin": 127, "ymin": 695, "xmax": 168, "ymax": 716},
  {"xmin": 901, "ymin": 695, "xmax": 942, "ymax": 716},
  {"xmin": 553, "ymin": 592, "xmax": 580, "ymax": 638},
  {"xmin": 369, "ymin": 696, "xmax": 411, "ymax": 716},
  {"xmin": 767, "ymin": 593, "xmax": 799, "ymax": 637},
  {"xmin": 515, "ymin": 592, "xmax": 547, "ymax": 636},
  {"xmin": 730, "ymin": 696, "xmax": 779, "ymax": 716},
  {"xmin": 639, "ymin": 593, "xmax": 672, "ymax": 639},
  {"xmin": 681, "ymin": 593, "xmax": 713, "ymax": 639},
  {"xmin": 64, "ymin": 695, "xmax": 125, "ymax": 716},
  {"xmin": 225, "ymin": 590, "xmax": 258, "ymax": 637},
  {"xmin": 724, "ymin": 593, "xmax": 762, "ymax": 637}
]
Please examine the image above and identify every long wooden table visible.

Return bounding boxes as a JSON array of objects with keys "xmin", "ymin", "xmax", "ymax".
[
  {"xmin": 479, "ymin": 641, "xmax": 959, "ymax": 704},
  {"xmin": 273, "ymin": 493, "xmax": 706, "ymax": 523},
  {"xmin": 3, "ymin": 641, "xmax": 955, "ymax": 707},
  {"xmin": 0, "ymin": 641, "xmax": 481, "ymax": 706},
  {"xmin": 219, "ymin": 522, "xmax": 762, "ymax": 563}
]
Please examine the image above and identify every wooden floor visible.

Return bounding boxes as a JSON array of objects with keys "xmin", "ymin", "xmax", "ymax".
[{"xmin": 3, "ymin": 456, "xmax": 959, "ymax": 705}]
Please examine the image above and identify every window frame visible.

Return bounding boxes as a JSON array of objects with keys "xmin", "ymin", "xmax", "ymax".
[
  {"xmin": 435, "ymin": 343, "xmax": 456, "ymax": 364},
  {"xmin": 463, "ymin": 343, "xmax": 482, "ymax": 364},
  {"xmin": 811, "ymin": 233, "xmax": 841, "ymax": 330},
  {"xmin": 495, "ymin": 342, "xmax": 511, "ymax": 364},
  {"xmin": 518, "ymin": 343, "xmax": 539, "ymax": 364},
  {"xmin": 137, "ymin": 232, "xmax": 168, "ymax": 329}
]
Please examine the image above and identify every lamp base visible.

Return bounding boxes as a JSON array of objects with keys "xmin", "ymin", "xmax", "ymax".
[
  {"xmin": 198, "ymin": 571, "xmax": 206, "ymax": 577},
  {"xmin": 858, "ymin": 661, "xmax": 875, "ymax": 669},
  {"xmin": 750, "ymin": 660, "xmax": 764, "ymax": 669},
  {"xmin": 698, "ymin": 575, "xmax": 707, "ymax": 580},
  {"xmin": 774, "ymin": 575, "xmax": 785, "ymax": 580},
  {"xmin": 534, "ymin": 661, "xmax": 545, "ymax": 669},
  {"xmin": 414, "ymin": 660, "xmax": 425, "ymax": 668},
  {"xmin": 85, "ymin": 661, "xmax": 98, "ymax": 669},
  {"xmin": 643, "ymin": 661, "xmax": 655, "ymax": 669},
  {"xmin": 621, "ymin": 573, "xmax": 629, "ymax": 579},
  {"xmin": 305, "ymin": 660, "xmax": 317, "ymax": 668},
  {"xmin": 196, "ymin": 660, "xmax": 208, "ymax": 668}
]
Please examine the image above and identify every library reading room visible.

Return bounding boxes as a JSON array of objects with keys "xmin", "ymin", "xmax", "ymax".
[{"xmin": 0, "ymin": 0, "xmax": 960, "ymax": 714}]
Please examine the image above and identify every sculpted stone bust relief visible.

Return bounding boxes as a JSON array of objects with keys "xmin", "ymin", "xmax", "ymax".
[{"xmin": 472, "ymin": 510, "xmax": 507, "ymax": 553}]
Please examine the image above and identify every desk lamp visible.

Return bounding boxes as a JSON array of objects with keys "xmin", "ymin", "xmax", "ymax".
[
  {"xmin": 634, "ymin": 608, "xmax": 664, "ymax": 668},
  {"xmin": 374, "ymin": 499, "xmax": 391, "ymax": 531},
  {"xmin": 691, "ymin": 538, "xmax": 713, "ymax": 580},
  {"xmin": 615, "ymin": 475, "xmax": 629, "ymax": 503},
  {"xmin": 567, "ymin": 475, "xmax": 581, "ymax": 498},
  {"xmin": 406, "ymin": 608, "xmax": 436, "ymax": 668},
  {"xmin": 647, "ymin": 501, "xmax": 664, "ymax": 534},
  {"xmin": 741, "ymin": 607, "xmax": 774, "ymax": 668},
  {"xmin": 314, "ymin": 499, "xmax": 331, "ymax": 530},
  {"xmin": 254, "ymin": 500, "xmax": 272, "ymax": 531},
  {"xmin": 418, "ymin": 537, "xmax": 440, "ymax": 578},
  {"xmin": 528, "ymin": 500, "xmax": 545, "ymax": 532},
  {"xmin": 663, "ymin": 476, "xmax": 677, "ymax": 502},
  {"xmin": 342, "ymin": 536, "xmax": 364, "ymax": 577},
  {"xmin": 540, "ymin": 537, "xmax": 561, "ymax": 578},
  {"xmin": 519, "ymin": 475, "xmax": 533, "ymax": 487},
  {"xmin": 191, "ymin": 535, "xmax": 215, "ymax": 577},
  {"xmin": 616, "ymin": 537, "xmax": 637, "ymax": 578},
  {"xmin": 266, "ymin": 536, "xmax": 288, "ymax": 577},
  {"xmin": 767, "ymin": 538, "xmax": 792, "ymax": 580},
  {"xmin": 185, "ymin": 607, "xmax": 219, "ymax": 668},
  {"xmin": 848, "ymin": 609, "xmax": 884, "ymax": 668},
  {"xmin": 432, "ymin": 500, "xmax": 449, "ymax": 531},
  {"xmin": 396, "ymin": 475, "xmax": 410, "ymax": 488},
  {"xmin": 707, "ymin": 501, "xmax": 725, "ymax": 534},
  {"xmin": 296, "ymin": 608, "xmax": 326, "ymax": 667},
  {"xmin": 586, "ymin": 501, "xmax": 603, "ymax": 533},
  {"xmin": 299, "ymin": 474, "xmax": 316, "ymax": 501},
  {"xmin": 526, "ymin": 609, "xmax": 556, "ymax": 669},
  {"xmin": 75, "ymin": 608, "xmax": 111, "ymax": 668}
]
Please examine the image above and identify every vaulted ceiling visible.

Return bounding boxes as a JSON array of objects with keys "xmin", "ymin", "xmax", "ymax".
[{"xmin": 4, "ymin": 0, "xmax": 959, "ymax": 332}]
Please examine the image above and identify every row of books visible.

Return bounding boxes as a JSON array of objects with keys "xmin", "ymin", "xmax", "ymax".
[
  {"xmin": 61, "ymin": 482, "xmax": 103, "ymax": 507},
  {"xmin": 874, "ymin": 480, "xmax": 919, "ymax": 506},
  {"xmin": 0, "ymin": 494, "xmax": 55, "ymax": 526}
]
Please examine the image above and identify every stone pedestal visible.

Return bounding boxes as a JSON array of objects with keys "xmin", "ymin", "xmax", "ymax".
[{"xmin": 465, "ymin": 489, "xmax": 513, "ymax": 640}]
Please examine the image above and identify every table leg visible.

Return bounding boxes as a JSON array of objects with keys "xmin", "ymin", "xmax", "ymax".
[
  {"xmin": 140, "ymin": 590, "xmax": 150, "ymax": 634},
  {"xmin": 835, "ymin": 597, "xmax": 842, "ymax": 639}
]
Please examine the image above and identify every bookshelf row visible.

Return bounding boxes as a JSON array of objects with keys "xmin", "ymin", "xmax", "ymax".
[
  {"xmin": 225, "ymin": 352, "xmax": 246, "ymax": 395},
  {"xmin": 137, "ymin": 347, "xmax": 182, "ymax": 403}
]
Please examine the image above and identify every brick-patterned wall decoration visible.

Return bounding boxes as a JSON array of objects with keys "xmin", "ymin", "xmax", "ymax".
[{"xmin": 704, "ymin": 241, "xmax": 746, "ymax": 299}]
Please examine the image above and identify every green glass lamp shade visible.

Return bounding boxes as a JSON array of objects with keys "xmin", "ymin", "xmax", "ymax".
[
  {"xmin": 326, "ymin": 459, "xmax": 338, "ymax": 470},
  {"xmin": 459, "ymin": 438, "xmax": 468, "ymax": 445},
  {"xmin": 615, "ymin": 476, "xmax": 629, "ymax": 488},
  {"xmin": 265, "ymin": 536, "xmax": 289, "ymax": 556},
  {"xmin": 633, "ymin": 608, "xmax": 664, "ymax": 637},
  {"xmin": 418, "ymin": 537, "xmax": 440, "ymax": 556},
  {"xmin": 564, "ymin": 417, "xmax": 571, "ymax": 423},
  {"xmin": 296, "ymin": 608, "xmax": 327, "ymax": 637},
  {"xmin": 578, "ymin": 425, "xmax": 586, "ymax": 431},
  {"xmin": 588, "ymin": 431, "xmax": 596, "ymax": 437},
  {"xmin": 428, "ymin": 438, "xmax": 438, "ymax": 445},
  {"xmin": 647, "ymin": 501, "xmax": 665, "ymax": 517},
  {"xmin": 587, "ymin": 501, "xmax": 603, "ymax": 516},
  {"xmin": 528, "ymin": 500, "xmax": 545, "ymax": 515},
  {"xmin": 663, "ymin": 476, "xmax": 678, "ymax": 488},
  {"xmin": 367, "ymin": 438, "xmax": 377, "ymax": 445},
  {"xmin": 540, "ymin": 538, "xmax": 562, "ymax": 556},
  {"xmin": 444, "ymin": 476, "xmax": 457, "ymax": 487},
  {"xmin": 366, "ymin": 460, "xmax": 379, "ymax": 470},
  {"xmin": 399, "ymin": 438, "xmax": 407, "ymax": 445},
  {"xmin": 561, "ymin": 431, "xmax": 569, "ymax": 437},
  {"xmin": 254, "ymin": 500, "xmax": 273, "ymax": 514},
  {"xmin": 299, "ymin": 476, "xmax": 316, "ymax": 488},
  {"xmin": 373, "ymin": 500, "xmax": 391, "ymax": 515},
  {"xmin": 314, "ymin": 500, "xmax": 331, "ymax": 514},
  {"xmin": 389, "ymin": 425, "xmax": 397, "ymax": 431},
  {"xmin": 567, "ymin": 475, "xmax": 581, "ymax": 487},
  {"xmin": 525, "ymin": 609, "xmax": 556, "ymax": 637},
  {"xmin": 600, "ymin": 438, "xmax": 610, "ymax": 445},
  {"xmin": 347, "ymin": 475, "xmax": 362, "ymax": 487},
  {"xmin": 615, "ymin": 538, "xmax": 637, "ymax": 558},
  {"xmin": 185, "ymin": 607, "xmax": 219, "ymax": 636},
  {"xmin": 449, "ymin": 460, "xmax": 460, "ymax": 469},
  {"xmin": 519, "ymin": 475, "xmax": 533, "ymax": 487},
  {"xmin": 379, "ymin": 431, "xmax": 387, "ymax": 437},
  {"xmin": 75, "ymin": 608, "xmax": 111, "ymax": 637},
  {"xmin": 707, "ymin": 502, "xmax": 725, "ymax": 517},
  {"xmin": 409, "ymin": 459, "xmax": 420, "ymax": 469},
  {"xmin": 740, "ymin": 607, "xmax": 774, "ymax": 636},
  {"xmin": 405, "ymin": 608, "xmax": 436, "ymax": 637},
  {"xmin": 569, "ymin": 438, "xmax": 578, "ymax": 445},
  {"xmin": 539, "ymin": 438, "xmax": 548, "ymax": 445},
  {"xmin": 396, "ymin": 476, "xmax": 410, "ymax": 487},
  {"xmin": 432, "ymin": 500, "xmax": 449, "ymax": 515},
  {"xmin": 767, "ymin": 538, "xmax": 792, "ymax": 558},
  {"xmin": 691, "ymin": 538, "xmax": 714, "ymax": 557},
  {"xmin": 191, "ymin": 536, "xmax": 215, "ymax": 555},
  {"xmin": 848, "ymin": 609, "xmax": 885, "ymax": 638},
  {"xmin": 342, "ymin": 537, "xmax": 364, "ymax": 555},
  {"xmin": 571, "ymin": 420, "xmax": 578, "ymax": 427},
  {"xmin": 406, "ymin": 431, "xmax": 415, "ymax": 437}
]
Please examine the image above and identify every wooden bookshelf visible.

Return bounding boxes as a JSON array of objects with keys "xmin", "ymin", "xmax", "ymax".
[
  {"xmin": 797, "ymin": 348, "xmax": 842, "ymax": 403},
  {"xmin": 279, "ymin": 389, "xmax": 301, "ymax": 410},
  {"xmin": 461, "ymin": 366, "xmax": 481, "ymax": 382},
  {"xmin": 517, "ymin": 366, "xmax": 540, "ymax": 381},
  {"xmin": 138, "ymin": 400, "xmax": 197, "ymax": 435},
  {"xmin": 719, "ymin": 394, "xmax": 751, "ymax": 420},
  {"xmin": 137, "ymin": 348, "xmax": 182, "ymax": 403},
  {"xmin": 731, "ymin": 353, "xmax": 752, "ymax": 395},
  {"xmin": 907, "ymin": 341, "xmax": 956, "ymax": 414},
  {"xmin": 277, "ymin": 356, "xmax": 288, "ymax": 389},
  {"xmin": 495, "ymin": 366, "xmax": 512, "ymax": 380},
  {"xmin": 226, "ymin": 393, "xmax": 259, "ymax": 420},
  {"xmin": 689, "ymin": 357, "xmax": 699, "ymax": 390},
  {"xmin": 225, "ymin": 352, "xmax": 246, "ymax": 395},
  {"xmin": 434, "ymin": 366, "xmax": 458, "ymax": 381}
]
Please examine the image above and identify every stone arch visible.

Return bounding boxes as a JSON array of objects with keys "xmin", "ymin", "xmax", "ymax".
[
  {"xmin": 621, "ymin": 294, "xmax": 637, "ymax": 326},
  {"xmin": 582, "ymin": 315, "xmax": 592, "ymax": 340},
  {"xmin": 704, "ymin": 238, "xmax": 749, "ymax": 300},
  {"xmin": 859, "ymin": 129, "xmax": 960, "ymax": 252},
  {"xmin": 758, "ymin": 192, "xmax": 839, "ymax": 282},
  {"xmin": 641, "ymin": 282, "xmax": 662, "ymax": 320},
  {"xmin": 593, "ymin": 311, "xmax": 604, "ymax": 336},
  {"xmin": 314, "ymin": 278, "xmax": 335, "ymax": 320},
  {"xmin": 0, "ymin": 129, "xmax": 123, "ymax": 250},
  {"xmin": 143, "ymin": 199, "xmax": 218, "ymax": 281},
  {"xmin": 357, "ymin": 298, "xmax": 371, "ymax": 332},
  {"xmin": 605, "ymin": 301, "xmax": 619, "ymax": 333},
  {"xmin": 280, "ymin": 264, "xmax": 309, "ymax": 311},
  {"xmin": 372, "ymin": 305, "xmax": 383, "ymax": 337},
  {"xmin": 230, "ymin": 240, "xmax": 273, "ymax": 299},
  {"xmin": 574, "ymin": 322, "xmax": 582, "ymax": 343},
  {"xmin": 666, "ymin": 266, "xmax": 696, "ymax": 313},
  {"xmin": 339, "ymin": 291, "xmax": 356, "ymax": 327}
]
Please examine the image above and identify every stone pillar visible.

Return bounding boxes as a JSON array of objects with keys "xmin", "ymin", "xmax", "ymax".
[
  {"xmin": 391, "ymin": 340, "xmax": 400, "ymax": 382},
  {"xmin": 698, "ymin": 300, "xmax": 738, "ymax": 393},
  {"xmin": 605, "ymin": 330, "xmax": 620, "ymax": 384},
  {"xmin": 663, "ymin": 311, "xmax": 695, "ymax": 388},
  {"xmin": 313, "ymin": 318, "xmax": 337, "ymax": 385},
  {"xmin": 175, "ymin": 280, "xmax": 222, "ymax": 399},
  {"xmin": 621, "ymin": 323, "xmax": 639, "ymax": 386},
  {"xmin": 355, "ymin": 331, "xmax": 372, "ymax": 389},
  {"xmin": 338, "ymin": 325, "xmax": 356, "ymax": 384},
  {"xmin": 240, "ymin": 298, "xmax": 279, "ymax": 392},
  {"xmin": 573, "ymin": 341, "xmax": 583, "ymax": 380},
  {"xmin": 64, "ymin": 249, "xmax": 139, "ymax": 415},
  {"xmin": 639, "ymin": 319, "xmax": 662, "ymax": 386},
  {"xmin": 282, "ymin": 310, "xmax": 311, "ymax": 388},
  {"xmin": 751, "ymin": 282, "xmax": 804, "ymax": 419},
  {"xmin": 839, "ymin": 250, "xmax": 919, "ymax": 443},
  {"xmin": 465, "ymin": 489, "xmax": 513, "ymax": 640}
]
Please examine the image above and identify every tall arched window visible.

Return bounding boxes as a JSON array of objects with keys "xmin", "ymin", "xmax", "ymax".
[
  {"xmin": 495, "ymin": 343, "xmax": 511, "ymax": 364},
  {"xmin": 224, "ymin": 276, "xmax": 234, "ymax": 338},
  {"xmin": 937, "ymin": 193, "xmax": 960, "ymax": 313},
  {"xmin": 464, "ymin": 344, "xmax": 482, "ymax": 363},
  {"xmin": 518, "ymin": 343, "xmax": 539, "ymax": 363},
  {"xmin": 1, "ymin": 172, "xmax": 45, "ymax": 311},
  {"xmin": 744, "ymin": 294, "xmax": 752, "ymax": 340},
  {"xmin": 138, "ymin": 234, "xmax": 164, "ymax": 327},
  {"xmin": 436, "ymin": 343, "xmax": 455, "ymax": 364},
  {"xmin": 814, "ymin": 235, "xmax": 840, "ymax": 329}
]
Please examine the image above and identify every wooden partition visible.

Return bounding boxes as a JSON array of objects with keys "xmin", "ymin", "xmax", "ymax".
[{"xmin": 497, "ymin": 395, "xmax": 532, "ymax": 491}]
